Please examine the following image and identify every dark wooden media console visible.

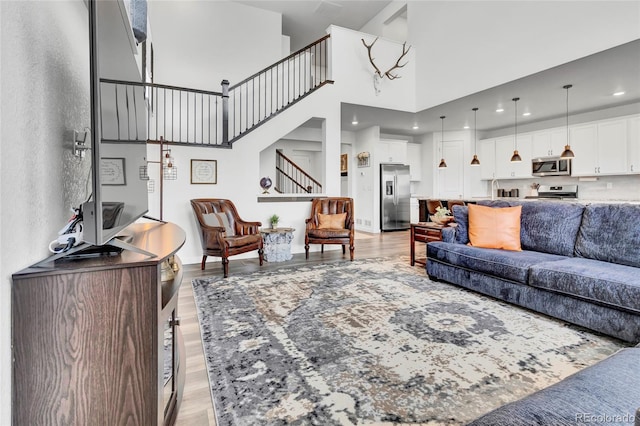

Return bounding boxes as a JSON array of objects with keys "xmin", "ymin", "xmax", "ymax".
[{"xmin": 12, "ymin": 221, "xmax": 186, "ymax": 425}]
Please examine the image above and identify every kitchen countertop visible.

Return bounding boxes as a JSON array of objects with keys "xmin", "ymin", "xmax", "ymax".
[{"xmin": 470, "ymin": 197, "xmax": 640, "ymax": 204}]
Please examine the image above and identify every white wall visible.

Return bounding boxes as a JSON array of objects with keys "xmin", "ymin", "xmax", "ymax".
[
  {"xmin": 408, "ymin": 1, "xmax": 640, "ymax": 110},
  {"xmin": 0, "ymin": 1, "xmax": 91, "ymax": 421},
  {"xmin": 147, "ymin": 85, "xmax": 342, "ymax": 266},
  {"xmin": 353, "ymin": 126, "xmax": 380, "ymax": 232},
  {"xmin": 359, "ymin": 1, "xmax": 408, "ymax": 42},
  {"xmin": 329, "ymin": 25, "xmax": 416, "ymax": 112},
  {"xmin": 148, "ymin": 1, "xmax": 283, "ymax": 90}
]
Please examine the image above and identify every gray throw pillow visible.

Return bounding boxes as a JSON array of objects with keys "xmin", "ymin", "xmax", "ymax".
[{"xmin": 202, "ymin": 212, "xmax": 235, "ymax": 236}]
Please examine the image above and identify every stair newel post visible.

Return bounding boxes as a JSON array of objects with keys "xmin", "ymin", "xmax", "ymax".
[{"xmin": 221, "ymin": 79, "xmax": 229, "ymax": 145}]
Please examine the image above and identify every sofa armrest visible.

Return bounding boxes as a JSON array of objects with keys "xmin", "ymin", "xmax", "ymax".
[{"xmin": 442, "ymin": 227, "xmax": 456, "ymax": 243}]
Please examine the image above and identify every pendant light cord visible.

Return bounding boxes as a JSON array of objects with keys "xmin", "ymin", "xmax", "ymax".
[
  {"xmin": 473, "ymin": 108, "xmax": 477, "ymax": 154},
  {"xmin": 441, "ymin": 115, "xmax": 445, "ymax": 154},
  {"xmin": 566, "ymin": 85, "xmax": 571, "ymax": 145},
  {"xmin": 513, "ymin": 97, "xmax": 519, "ymax": 150}
]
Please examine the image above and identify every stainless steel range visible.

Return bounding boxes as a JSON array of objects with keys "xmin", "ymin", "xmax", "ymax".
[{"xmin": 525, "ymin": 184, "xmax": 578, "ymax": 199}]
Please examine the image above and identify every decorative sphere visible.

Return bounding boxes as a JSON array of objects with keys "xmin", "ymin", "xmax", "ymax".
[{"xmin": 260, "ymin": 177, "xmax": 272, "ymax": 193}]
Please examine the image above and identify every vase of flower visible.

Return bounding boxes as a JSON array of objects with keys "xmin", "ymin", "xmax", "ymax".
[{"xmin": 431, "ymin": 206, "xmax": 454, "ymax": 225}]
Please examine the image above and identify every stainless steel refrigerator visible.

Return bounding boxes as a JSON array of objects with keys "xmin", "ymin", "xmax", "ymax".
[{"xmin": 380, "ymin": 163, "xmax": 411, "ymax": 231}]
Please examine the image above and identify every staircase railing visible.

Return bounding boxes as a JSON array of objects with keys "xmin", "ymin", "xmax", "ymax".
[
  {"xmin": 99, "ymin": 79, "xmax": 226, "ymax": 146},
  {"xmin": 227, "ymin": 34, "xmax": 332, "ymax": 143},
  {"xmin": 275, "ymin": 150, "xmax": 322, "ymax": 194},
  {"xmin": 98, "ymin": 34, "xmax": 332, "ymax": 147}
]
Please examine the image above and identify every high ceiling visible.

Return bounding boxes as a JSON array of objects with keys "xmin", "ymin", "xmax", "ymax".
[
  {"xmin": 233, "ymin": 1, "xmax": 640, "ymax": 137},
  {"xmin": 234, "ymin": 0, "xmax": 392, "ymax": 51},
  {"xmin": 344, "ymin": 39, "xmax": 640, "ymax": 137}
]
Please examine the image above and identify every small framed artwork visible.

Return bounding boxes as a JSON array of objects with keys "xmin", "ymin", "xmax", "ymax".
[
  {"xmin": 191, "ymin": 159, "xmax": 217, "ymax": 184},
  {"xmin": 340, "ymin": 153, "xmax": 348, "ymax": 176},
  {"xmin": 101, "ymin": 157, "xmax": 126, "ymax": 185}
]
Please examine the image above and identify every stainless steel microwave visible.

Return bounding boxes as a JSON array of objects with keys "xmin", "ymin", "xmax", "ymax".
[{"xmin": 531, "ymin": 156, "xmax": 571, "ymax": 177}]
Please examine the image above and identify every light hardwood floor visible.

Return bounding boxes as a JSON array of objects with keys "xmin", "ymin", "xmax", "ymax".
[{"xmin": 174, "ymin": 230, "xmax": 413, "ymax": 426}]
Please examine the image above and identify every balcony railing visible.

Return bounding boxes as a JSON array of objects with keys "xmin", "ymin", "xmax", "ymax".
[{"xmin": 98, "ymin": 34, "xmax": 332, "ymax": 147}]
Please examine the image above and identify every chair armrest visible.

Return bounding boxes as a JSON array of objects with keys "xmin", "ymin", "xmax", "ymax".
[
  {"xmin": 235, "ymin": 219, "xmax": 262, "ymax": 235},
  {"xmin": 305, "ymin": 218, "xmax": 315, "ymax": 231},
  {"xmin": 200, "ymin": 225, "xmax": 227, "ymax": 249}
]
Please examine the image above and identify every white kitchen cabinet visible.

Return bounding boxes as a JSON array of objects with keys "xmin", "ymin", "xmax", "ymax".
[
  {"xmin": 532, "ymin": 128, "xmax": 567, "ymax": 158},
  {"xmin": 597, "ymin": 119, "xmax": 627, "ymax": 175},
  {"xmin": 479, "ymin": 139, "xmax": 496, "ymax": 180},
  {"xmin": 407, "ymin": 143, "xmax": 422, "ymax": 180},
  {"xmin": 569, "ymin": 123, "xmax": 598, "ymax": 175},
  {"xmin": 628, "ymin": 115, "xmax": 640, "ymax": 173},
  {"xmin": 378, "ymin": 139, "xmax": 408, "ymax": 164},
  {"xmin": 571, "ymin": 119, "xmax": 627, "ymax": 176},
  {"xmin": 495, "ymin": 134, "xmax": 532, "ymax": 179}
]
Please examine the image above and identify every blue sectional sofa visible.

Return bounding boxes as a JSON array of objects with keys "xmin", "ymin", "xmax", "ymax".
[
  {"xmin": 468, "ymin": 343, "xmax": 640, "ymax": 425},
  {"xmin": 426, "ymin": 200, "xmax": 640, "ymax": 343}
]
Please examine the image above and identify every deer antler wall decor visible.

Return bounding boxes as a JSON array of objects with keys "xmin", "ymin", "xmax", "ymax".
[{"xmin": 361, "ymin": 37, "xmax": 411, "ymax": 80}]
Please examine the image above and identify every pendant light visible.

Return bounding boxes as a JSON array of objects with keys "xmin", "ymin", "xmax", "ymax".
[
  {"xmin": 438, "ymin": 115, "xmax": 447, "ymax": 168},
  {"xmin": 561, "ymin": 84, "xmax": 575, "ymax": 159},
  {"xmin": 470, "ymin": 107, "xmax": 480, "ymax": 166},
  {"xmin": 510, "ymin": 97, "xmax": 522, "ymax": 162}
]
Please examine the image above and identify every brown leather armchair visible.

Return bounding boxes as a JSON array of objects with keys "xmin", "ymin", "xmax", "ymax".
[
  {"xmin": 305, "ymin": 197, "xmax": 354, "ymax": 261},
  {"xmin": 190, "ymin": 199, "xmax": 263, "ymax": 278},
  {"xmin": 426, "ymin": 199, "xmax": 443, "ymax": 215}
]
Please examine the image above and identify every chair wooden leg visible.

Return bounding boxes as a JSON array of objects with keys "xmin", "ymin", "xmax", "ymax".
[
  {"xmin": 222, "ymin": 257, "xmax": 229, "ymax": 278},
  {"xmin": 349, "ymin": 245, "xmax": 354, "ymax": 261},
  {"xmin": 201, "ymin": 256, "xmax": 207, "ymax": 270},
  {"xmin": 305, "ymin": 244, "xmax": 309, "ymax": 259},
  {"xmin": 342, "ymin": 245, "xmax": 346, "ymax": 254},
  {"xmin": 258, "ymin": 248, "xmax": 264, "ymax": 266},
  {"xmin": 321, "ymin": 245, "xmax": 324, "ymax": 253}
]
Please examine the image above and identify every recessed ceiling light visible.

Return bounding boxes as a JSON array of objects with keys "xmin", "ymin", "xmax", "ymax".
[
  {"xmin": 496, "ymin": 108, "xmax": 504, "ymax": 113},
  {"xmin": 463, "ymin": 125, "xmax": 470, "ymax": 129},
  {"xmin": 613, "ymin": 91, "xmax": 626, "ymax": 96},
  {"xmin": 522, "ymin": 112, "xmax": 531, "ymax": 116},
  {"xmin": 412, "ymin": 124, "xmax": 419, "ymax": 130},
  {"xmin": 351, "ymin": 120, "xmax": 358, "ymax": 125}
]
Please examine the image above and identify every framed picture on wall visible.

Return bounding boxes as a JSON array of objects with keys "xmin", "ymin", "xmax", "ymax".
[
  {"xmin": 101, "ymin": 157, "xmax": 126, "ymax": 185},
  {"xmin": 340, "ymin": 153, "xmax": 348, "ymax": 176},
  {"xmin": 191, "ymin": 159, "xmax": 217, "ymax": 184}
]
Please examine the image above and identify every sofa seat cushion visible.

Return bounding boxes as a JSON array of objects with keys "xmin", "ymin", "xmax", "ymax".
[
  {"xmin": 575, "ymin": 203, "xmax": 640, "ymax": 268},
  {"xmin": 307, "ymin": 228, "xmax": 351, "ymax": 239},
  {"xmin": 225, "ymin": 233, "xmax": 262, "ymax": 248},
  {"xmin": 529, "ymin": 257, "xmax": 640, "ymax": 314},
  {"xmin": 427, "ymin": 241, "xmax": 567, "ymax": 284},
  {"xmin": 468, "ymin": 347, "xmax": 640, "ymax": 426}
]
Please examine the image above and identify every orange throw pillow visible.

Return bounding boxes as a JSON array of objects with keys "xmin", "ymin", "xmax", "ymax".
[
  {"xmin": 468, "ymin": 204, "xmax": 522, "ymax": 251},
  {"xmin": 318, "ymin": 213, "xmax": 347, "ymax": 229}
]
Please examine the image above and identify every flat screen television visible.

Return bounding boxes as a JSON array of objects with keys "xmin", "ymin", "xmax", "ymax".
[{"xmin": 81, "ymin": 0, "xmax": 150, "ymax": 251}]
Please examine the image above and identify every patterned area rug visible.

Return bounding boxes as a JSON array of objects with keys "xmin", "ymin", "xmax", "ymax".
[{"xmin": 192, "ymin": 258, "xmax": 624, "ymax": 425}]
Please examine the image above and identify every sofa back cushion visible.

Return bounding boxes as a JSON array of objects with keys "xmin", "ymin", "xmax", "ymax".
[
  {"xmin": 517, "ymin": 201, "xmax": 585, "ymax": 257},
  {"xmin": 575, "ymin": 203, "xmax": 640, "ymax": 268},
  {"xmin": 452, "ymin": 205, "xmax": 469, "ymax": 244}
]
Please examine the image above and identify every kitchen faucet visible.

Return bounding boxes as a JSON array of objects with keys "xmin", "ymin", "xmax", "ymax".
[{"xmin": 491, "ymin": 178, "xmax": 500, "ymax": 200}]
